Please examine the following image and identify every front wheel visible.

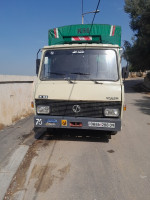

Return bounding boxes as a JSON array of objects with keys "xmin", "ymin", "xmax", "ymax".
[{"xmin": 111, "ymin": 131, "xmax": 117, "ymax": 135}]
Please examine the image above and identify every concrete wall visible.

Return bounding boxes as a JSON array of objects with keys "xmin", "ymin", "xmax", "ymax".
[{"xmin": 0, "ymin": 75, "xmax": 37, "ymax": 130}]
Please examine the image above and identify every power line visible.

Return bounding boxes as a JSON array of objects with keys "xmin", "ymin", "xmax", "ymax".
[
  {"xmin": 89, "ymin": 0, "xmax": 101, "ymax": 34},
  {"xmin": 91, "ymin": 0, "xmax": 101, "ymax": 25}
]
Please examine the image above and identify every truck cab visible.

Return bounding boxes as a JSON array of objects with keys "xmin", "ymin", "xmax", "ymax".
[{"xmin": 34, "ymin": 24, "xmax": 124, "ymax": 133}]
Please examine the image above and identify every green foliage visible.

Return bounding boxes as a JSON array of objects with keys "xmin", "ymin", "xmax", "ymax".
[{"xmin": 123, "ymin": 0, "xmax": 150, "ymax": 70}]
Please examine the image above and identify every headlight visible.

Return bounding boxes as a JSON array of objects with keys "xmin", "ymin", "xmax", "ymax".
[
  {"xmin": 37, "ymin": 105, "xmax": 50, "ymax": 114},
  {"xmin": 104, "ymin": 108, "xmax": 119, "ymax": 117}
]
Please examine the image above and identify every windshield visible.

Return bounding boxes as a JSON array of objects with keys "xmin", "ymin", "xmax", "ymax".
[{"xmin": 40, "ymin": 49, "xmax": 118, "ymax": 81}]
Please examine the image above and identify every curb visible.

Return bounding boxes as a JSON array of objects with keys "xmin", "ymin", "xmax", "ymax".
[{"xmin": 0, "ymin": 145, "xmax": 29, "ymax": 200}]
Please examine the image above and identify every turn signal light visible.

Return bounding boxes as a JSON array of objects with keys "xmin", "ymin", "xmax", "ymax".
[
  {"xmin": 31, "ymin": 101, "xmax": 34, "ymax": 108},
  {"xmin": 123, "ymin": 105, "xmax": 126, "ymax": 111}
]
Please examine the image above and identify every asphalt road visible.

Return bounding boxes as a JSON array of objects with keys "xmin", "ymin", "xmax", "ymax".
[{"xmin": 2, "ymin": 78, "xmax": 150, "ymax": 200}]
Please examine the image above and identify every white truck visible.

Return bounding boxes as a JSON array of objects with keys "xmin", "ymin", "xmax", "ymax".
[{"xmin": 34, "ymin": 24, "xmax": 125, "ymax": 134}]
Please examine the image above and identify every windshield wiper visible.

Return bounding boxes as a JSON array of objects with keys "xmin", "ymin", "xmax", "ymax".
[
  {"xmin": 90, "ymin": 80, "xmax": 103, "ymax": 84},
  {"xmin": 64, "ymin": 77, "xmax": 74, "ymax": 84},
  {"xmin": 71, "ymin": 72, "xmax": 90, "ymax": 75},
  {"xmin": 50, "ymin": 72, "xmax": 65, "ymax": 75}
]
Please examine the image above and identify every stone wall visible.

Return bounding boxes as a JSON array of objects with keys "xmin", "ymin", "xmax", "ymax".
[{"xmin": 129, "ymin": 72, "xmax": 147, "ymax": 78}]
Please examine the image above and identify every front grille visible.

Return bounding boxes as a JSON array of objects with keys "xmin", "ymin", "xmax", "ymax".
[{"xmin": 36, "ymin": 100, "xmax": 121, "ymax": 118}]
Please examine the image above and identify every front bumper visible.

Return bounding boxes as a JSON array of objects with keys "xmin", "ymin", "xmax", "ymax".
[{"xmin": 34, "ymin": 115, "xmax": 121, "ymax": 131}]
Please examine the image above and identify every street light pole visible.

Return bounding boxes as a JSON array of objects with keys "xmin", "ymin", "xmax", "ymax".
[
  {"xmin": 82, "ymin": 15, "xmax": 84, "ymax": 24},
  {"xmin": 82, "ymin": 10, "xmax": 100, "ymax": 24}
]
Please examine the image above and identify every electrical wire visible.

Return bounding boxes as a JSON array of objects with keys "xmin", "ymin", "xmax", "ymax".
[{"xmin": 89, "ymin": 0, "xmax": 101, "ymax": 34}]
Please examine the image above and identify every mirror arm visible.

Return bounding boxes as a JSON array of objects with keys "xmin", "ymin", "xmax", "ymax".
[
  {"xmin": 37, "ymin": 48, "xmax": 41, "ymax": 59},
  {"xmin": 36, "ymin": 49, "xmax": 41, "ymax": 76}
]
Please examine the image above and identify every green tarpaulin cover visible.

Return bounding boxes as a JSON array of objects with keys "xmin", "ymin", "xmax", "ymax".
[{"xmin": 48, "ymin": 24, "xmax": 121, "ymax": 46}]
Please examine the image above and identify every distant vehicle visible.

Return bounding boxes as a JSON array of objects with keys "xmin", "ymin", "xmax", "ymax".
[{"xmin": 33, "ymin": 24, "xmax": 125, "ymax": 135}]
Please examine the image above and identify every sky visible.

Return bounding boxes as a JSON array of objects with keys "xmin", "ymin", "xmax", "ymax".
[{"xmin": 0, "ymin": 0, "xmax": 133, "ymax": 76}]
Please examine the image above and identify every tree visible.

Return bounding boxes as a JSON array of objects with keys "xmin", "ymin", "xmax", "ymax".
[{"xmin": 124, "ymin": 0, "xmax": 150, "ymax": 71}]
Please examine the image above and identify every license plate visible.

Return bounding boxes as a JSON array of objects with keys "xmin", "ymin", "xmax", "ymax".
[{"xmin": 88, "ymin": 122, "xmax": 115, "ymax": 128}]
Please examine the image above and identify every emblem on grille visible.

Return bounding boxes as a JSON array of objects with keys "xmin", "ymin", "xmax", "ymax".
[{"xmin": 72, "ymin": 105, "xmax": 81, "ymax": 113}]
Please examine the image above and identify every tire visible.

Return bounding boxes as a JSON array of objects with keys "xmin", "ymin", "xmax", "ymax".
[{"xmin": 111, "ymin": 131, "xmax": 117, "ymax": 135}]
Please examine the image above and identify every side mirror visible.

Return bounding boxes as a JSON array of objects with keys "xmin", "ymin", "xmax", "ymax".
[{"xmin": 36, "ymin": 59, "xmax": 40, "ymax": 75}]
